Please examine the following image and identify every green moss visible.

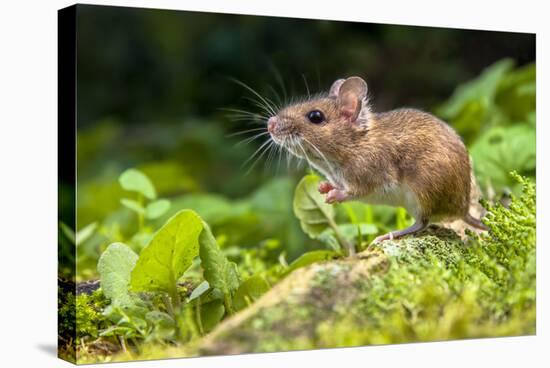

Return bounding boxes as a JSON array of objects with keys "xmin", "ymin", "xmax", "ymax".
[
  {"xmin": 75, "ymin": 290, "xmax": 109, "ymax": 343},
  {"xmin": 198, "ymin": 175, "xmax": 535, "ymax": 355},
  {"xmin": 338, "ymin": 175, "xmax": 536, "ymax": 346},
  {"xmin": 58, "ymin": 284, "xmax": 76, "ymax": 362},
  {"xmin": 79, "ymin": 175, "xmax": 535, "ymax": 361}
]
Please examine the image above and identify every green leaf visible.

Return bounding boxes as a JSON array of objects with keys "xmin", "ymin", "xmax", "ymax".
[
  {"xmin": 319, "ymin": 223, "xmax": 378, "ymax": 250},
  {"xmin": 119, "ymin": 168, "xmax": 157, "ymax": 200},
  {"xmin": 121, "ymin": 198, "xmax": 145, "ymax": 214},
  {"xmin": 496, "ymin": 63, "xmax": 536, "ymax": 122},
  {"xmin": 199, "ymin": 221, "xmax": 240, "ymax": 303},
  {"xmin": 282, "ymin": 250, "xmax": 339, "ymax": 276},
  {"xmin": 470, "ymin": 125, "xmax": 536, "ymax": 191},
  {"xmin": 97, "ymin": 243, "xmax": 139, "ymax": 307},
  {"xmin": 145, "ymin": 199, "xmax": 171, "ymax": 219},
  {"xmin": 189, "ymin": 280, "xmax": 210, "ymax": 302},
  {"xmin": 75, "ymin": 222, "xmax": 97, "ymax": 246},
  {"xmin": 341, "ymin": 223, "xmax": 378, "ymax": 237},
  {"xmin": 438, "ymin": 59, "xmax": 514, "ymax": 117},
  {"xmin": 59, "ymin": 222, "xmax": 75, "ymax": 245},
  {"xmin": 130, "ymin": 210, "xmax": 203, "ymax": 294},
  {"xmin": 293, "ymin": 175, "xmax": 335, "ymax": 238},
  {"xmin": 145, "ymin": 311, "xmax": 176, "ymax": 341},
  {"xmin": 199, "ymin": 300, "xmax": 225, "ymax": 333},
  {"xmin": 436, "ymin": 59, "xmax": 516, "ymax": 141},
  {"xmin": 233, "ymin": 275, "xmax": 270, "ymax": 311}
]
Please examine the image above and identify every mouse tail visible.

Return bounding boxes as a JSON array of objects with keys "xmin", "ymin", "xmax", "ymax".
[{"xmin": 464, "ymin": 213, "xmax": 488, "ymax": 231}]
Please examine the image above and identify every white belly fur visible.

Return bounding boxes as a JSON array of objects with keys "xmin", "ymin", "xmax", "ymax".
[
  {"xmin": 359, "ymin": 183, "xmax": 422, "ymax": 219},
  {"xmin": 311, "ymin": 163, "xmax": 422, "ymax": 220}
]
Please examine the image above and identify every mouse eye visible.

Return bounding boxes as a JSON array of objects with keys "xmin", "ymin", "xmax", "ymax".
[{"xmin": 307, "ymin": 110, "xmax": 325, "ymax": 124}]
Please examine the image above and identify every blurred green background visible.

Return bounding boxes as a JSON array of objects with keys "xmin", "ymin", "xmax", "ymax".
[{"xmin": 70, "ymin": 5, "xmax": 535, "ymax": 280}]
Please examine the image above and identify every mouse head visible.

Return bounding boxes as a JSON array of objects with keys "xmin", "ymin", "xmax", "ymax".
[{"xmin": 267, "ymin": 76, "xmax": 371, "ymax": 169}]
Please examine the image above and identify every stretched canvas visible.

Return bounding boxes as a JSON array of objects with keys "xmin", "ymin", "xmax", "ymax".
[{"xmin": 58, "ymin": 4, "xmax": 536, "ymax": 364}]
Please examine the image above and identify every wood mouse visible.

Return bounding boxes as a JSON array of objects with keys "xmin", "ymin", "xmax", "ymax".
[{"xmin": 266, "ymin": 76, "xmax": 487, "ymax": 245}]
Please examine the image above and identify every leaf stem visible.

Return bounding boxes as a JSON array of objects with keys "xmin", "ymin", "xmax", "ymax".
[
  {"xmin": 137, "ymin": 193, "xmax": 145, "ymax": 231},
  {"xmin": 196, "ymin": 296, "xmax": 204, "ymax": 335},
  {"xmin": 163, "ymin": 293, "xmax": 175, "ymax": 318},
  {"xmin": 328, "ymin": 216, "xmax": 355, "ymax": 257},
  {"xmin": 304, "ymin": 188, "xmax": 355, "ymax": 257},
  {"xmin": 164, "ymin": 288, "xmax": 182, "ymax": 339},
  {"xmin": 224, "ymin": 293, "xmax": 234, "ymax": 316}
]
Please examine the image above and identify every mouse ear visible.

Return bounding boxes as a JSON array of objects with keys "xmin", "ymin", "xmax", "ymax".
[
  {"xmin": 337, "ymin": 76, "xmax": 368, "ymax": 123},
  {"xmin": 329, "ymin": 78, "xmax": 345, "ymax": 98}
]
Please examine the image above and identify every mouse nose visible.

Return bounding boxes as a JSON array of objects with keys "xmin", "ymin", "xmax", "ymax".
[{"xmin": 267, "ymin": 116, "xmax": 278, "ymax": 133}]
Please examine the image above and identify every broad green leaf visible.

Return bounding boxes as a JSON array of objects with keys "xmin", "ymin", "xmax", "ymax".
[
  {"xmin": 189, "ymin": 280, "xmax": 210, "ymax": 302},
  {"xmin": 471, "ymin": 125, "xmax": 536, "ymax": 191},
  {"xmin": 293, "ymin": 175, "xmax": 335, "ymax": 238},
  {"xmin": 145, "ymin": 311, "xmax": 176, "ymax": 341},
  {"xmin": 496, "ymin": 63, "xmax": 536, "ymax": 122},
  {"xmin": 75, "ymin": 222, "xmax": 97, "ymax": 246},
  {"xmin": 119, "ymin": 168, "xmax": 157, "ymax": 200},
  {"xmin": 199, "ymin": 221, "xmax": 240, "ymax": 297},
  {"xmin": 121, "ymin": 198, "xmax": 145, "ymax": 214},
  {"xmin": 200, "ymin": 300, "xmax": 225, "ymax": 333},
  {"xmin": 438, "ymin": 59, "xmax": 514, "ymax": 118},
  {"xmin": 436, "ymin": 59, "xmax": 515, "ymax": 141},
  {"xmin": 145, "ymin": 199, "xmax": 171, "ymax": 219},
  {"xmin": 101, "ymin": 303, "xmax": 148, "ymax": 338},
  {"xmin": 130, "ymin": 210, "xmax": 203, "ymax": 294},
  {"xmin": 282, "ymin": 250, "xmax": 338, "ymax": 276},
  {"xmin": 233, "ymin": 275, "xmax": 270, "ymax": 311},
  {"xmin": 97, "ymin": 243, "xmax": 139, "ymax": 307}
]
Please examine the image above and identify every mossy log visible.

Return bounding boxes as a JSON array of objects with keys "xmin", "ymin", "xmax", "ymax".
[{"xmin": 198, "ymin": 225, "xmax": 535, "ymax": 356}]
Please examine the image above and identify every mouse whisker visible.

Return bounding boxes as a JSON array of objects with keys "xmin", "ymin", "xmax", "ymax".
[
  {"xmin": 230, "ymin": 78, "xmax": 278, "ymax": 116},
  {"xmin": 295, "ymin": 139, "xmax": 315, "ymax": 173},
  {"xmin": 275, "ymin": 138, "xmax": 285, "ymax": 174},
  {"xmin": 244, "ymin": 139, "xmax": 275, "ymax": 175},
  {"xmin": 226, "ymin": 114, "xmax": 266, "ymax": 122},
  {"xmin": 264, "ymin": 139, "xmax": 279, "ymax": 171},
  {"xmin": 301, "ymin": 136, "xmax": 337, "ymax": 180},
  {"xmin": 242, "ymin": 138, "xmax": 272, "ymax": 169},
  {"xmin": 266, "ymin": 62, "xmax": 289, "ymax": 106},
  {"xmin": 302, "ymin": 74, "xmax": 311, "ymax": 100},
  {"xmin": 284, "ymin": 137, "xmax": 293, "ymax": 170},
  {"xmin": 235, "ymin": 131, "xmax": 270, "ymax": 147},
  {"xmin": 266, "ymin": 84, "xmax": 283, "ymax": 111},
  {"xmin": 244, "ymin": 96, "xmax": 277, "ymax": 118},
  {"xmin": 227, "ymin": 127, "xmax": 267, "ymax": 137},
  {"xmin": 219, "ymin": 106, "xmax": 269, "ymax": 118},
  {"xmin": 221, "ymin": 107, "xmax": 270, "ymax": 126},
  {"xmin": 263, "ymin": 95, "xmax": 280, "ymax": 114}
]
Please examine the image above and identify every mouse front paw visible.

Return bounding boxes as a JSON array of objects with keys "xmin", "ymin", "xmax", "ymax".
[
  {"xmin": 318, "ymin": 181, "xmax": 334, "ymax": 194},
  {"xmin": 325, "ymin": 189, "xmax": 349, "ymax": 204}
]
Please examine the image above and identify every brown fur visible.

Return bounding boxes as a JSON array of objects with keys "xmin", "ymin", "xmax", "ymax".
[{"xmin": 269, "ymin": 81, "xmax": 473, "ymax": 225}]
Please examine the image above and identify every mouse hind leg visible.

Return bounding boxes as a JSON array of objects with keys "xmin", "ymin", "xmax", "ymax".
[{"xmin": 373, "ymin": 218, "xmax": 429, "ymax": 244}]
